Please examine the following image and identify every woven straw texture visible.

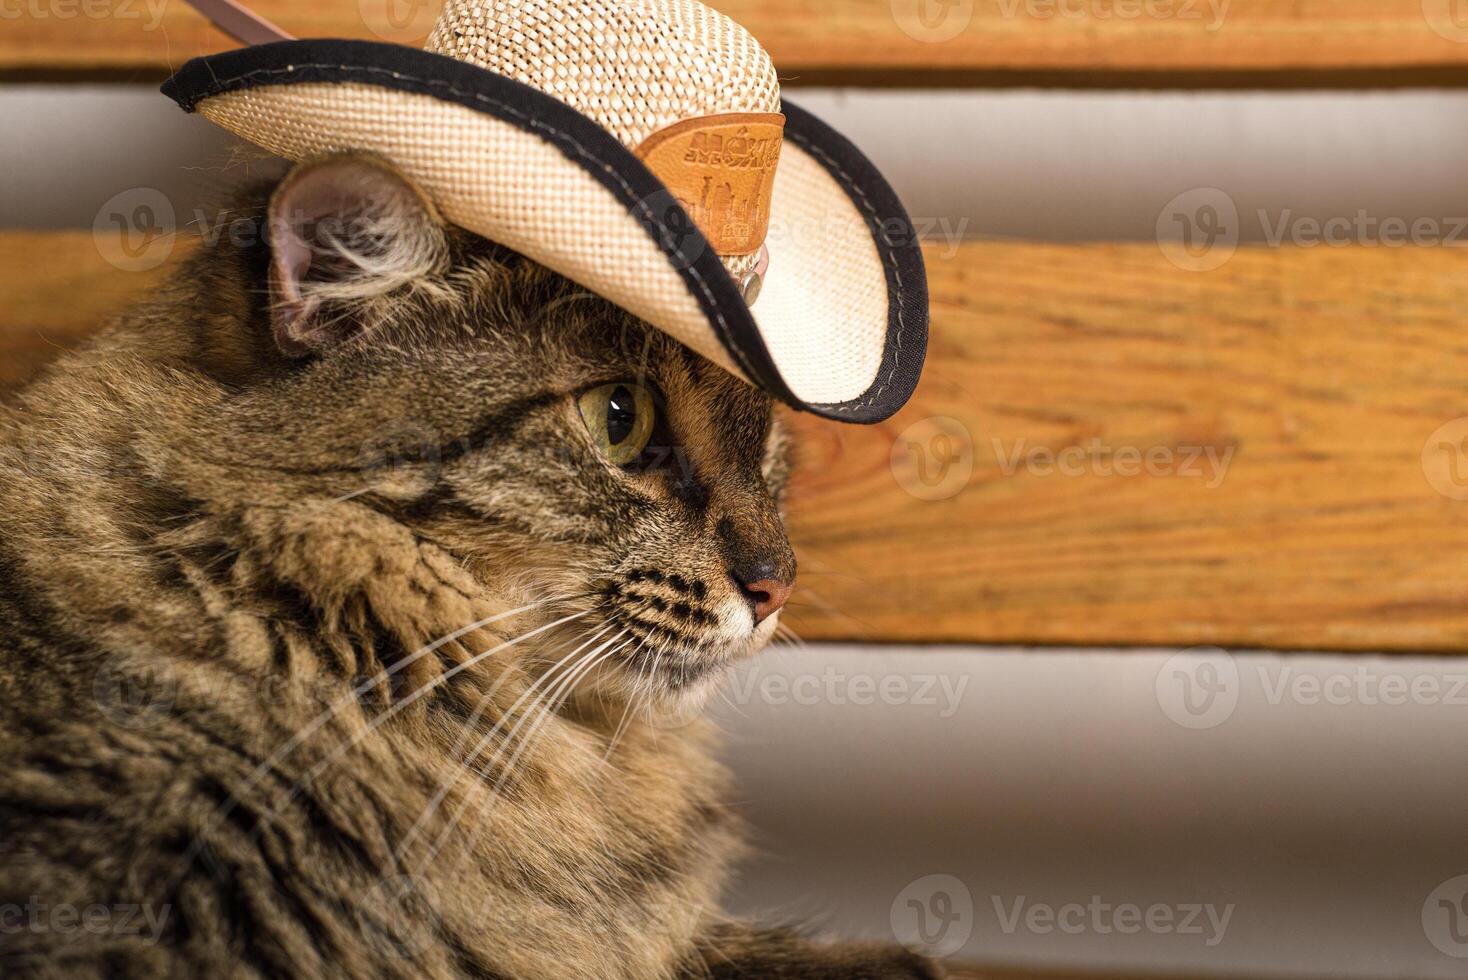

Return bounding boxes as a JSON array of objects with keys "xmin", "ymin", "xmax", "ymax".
[
  {"xmin": 198, "ymin": 80, "xmax": 887, "ymax": 404},
  {"xmin": 425, "ymin": 0, "xmax": 781, "ymax": 149},
  {"xmin": 190, "ymin": 0, "xmax": 892, "ymax": 405},
  {"xmin": 425, "ymin": 0, "xmax": 780, "ymax": 283},
  {"xmin": 200, "ymin": 82, "xmax": 729, "ymax": 370}
]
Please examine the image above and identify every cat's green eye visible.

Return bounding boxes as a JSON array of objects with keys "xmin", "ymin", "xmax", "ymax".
[{"xmin": 578, "ymin": 382, "xmax": 657, "ymax": 466}]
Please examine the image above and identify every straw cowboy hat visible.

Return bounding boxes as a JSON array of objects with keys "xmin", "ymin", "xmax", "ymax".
[{"xmin": 163, "ymin": 0, "xmax": 928, "ymax": 423}]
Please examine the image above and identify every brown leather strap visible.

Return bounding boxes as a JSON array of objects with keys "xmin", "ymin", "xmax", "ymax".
[{"xmin": 179, "ymin": 0, "xmax": 294, "ymax": 45}]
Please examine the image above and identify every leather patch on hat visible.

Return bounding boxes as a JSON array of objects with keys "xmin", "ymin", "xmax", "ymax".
[{"xmin": 635, "ymin": 112, "xmax": 785, "ymax": 257}]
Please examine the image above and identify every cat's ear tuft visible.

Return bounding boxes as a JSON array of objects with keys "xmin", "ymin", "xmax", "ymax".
[{"xmin": 266, "ymin": 154, "xmax": 447, "ymax": 357}]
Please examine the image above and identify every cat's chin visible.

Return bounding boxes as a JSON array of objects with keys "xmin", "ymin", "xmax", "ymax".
[
  {"xmin": 576, "ymin": 630, "xmax": 769, "ymax": 725},
  {"xmin": 625, "ymin": 685, "xmax": 711, "ymax": 729}
]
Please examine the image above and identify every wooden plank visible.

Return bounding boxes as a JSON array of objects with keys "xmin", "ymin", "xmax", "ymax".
[
  {"xmin": 5, "ymin": 233, "xmax": 1468, "ymax": 652},
  {"xmin": 0, "ymin": 231, "xmax": 179, "ymax": 387},
  {"xmin": 5, "ymin": 1, "xmax": 1468, "ymax": 86},
  {"xmin": 787, "ymin": 241, "xmax": 1468, "ymax": 651}
]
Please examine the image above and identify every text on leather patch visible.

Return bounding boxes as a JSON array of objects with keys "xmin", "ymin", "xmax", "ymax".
[{"xmin": 634, "ymin": 113, "xmax": 785, "ymax": 257}]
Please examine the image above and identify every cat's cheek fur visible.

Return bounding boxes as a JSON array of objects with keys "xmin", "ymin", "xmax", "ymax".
[{"xmin": 0, "ymin": 157, "xmax": 939, "ymax": 980}]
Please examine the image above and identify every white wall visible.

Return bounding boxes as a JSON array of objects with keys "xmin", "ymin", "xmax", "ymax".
[
  {"xmin": 714, "ymin": 646, "xmax": 1468, "ymax": 978},
  {"xmin": 9, "ymin": 87, "xmax": 1468, "ymax": 243}
]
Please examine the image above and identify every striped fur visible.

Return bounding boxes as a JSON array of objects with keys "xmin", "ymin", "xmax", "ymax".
[{"xmin": 0, "ymin": 156, "xmax": 939, "ymax": 979}]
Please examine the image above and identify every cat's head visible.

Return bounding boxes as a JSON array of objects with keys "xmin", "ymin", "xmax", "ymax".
[{"xmin": 160, "ymin": 154, "xmax": 796, "ymax": 713}]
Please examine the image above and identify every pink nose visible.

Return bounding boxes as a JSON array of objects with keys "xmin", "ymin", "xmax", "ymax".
[{"xmin": 738, "ymin": 577, "xmax": 793, "ymax": 625}]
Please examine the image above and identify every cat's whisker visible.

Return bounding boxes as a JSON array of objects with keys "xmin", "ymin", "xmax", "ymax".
[
  {"xmin": 498, "ymin": 653, "xmax": 636, "ymax": 870},
  {"xmin": 637, "ymin": 632, "xmax": 676, "ymax": 744},
  {"xmin": 413, "ymin": 620, "xmax": 616, "ymax": 826},
  {"xmin": 713, "ymin": 684, "xmax": 745, "ymax": 722},
  {"xmin": 634, "ymin": 635, "xmax": 663, "ymax": 728},
  {"xmin": 601, "ymin": 679, "xmax": 643, "ymax": 765},
  {"xmin": 774, "ymin": 622, "xmax": 807, "ymax": 652},
  {"xmin": 788, "ymin": 549, "xmax": 875, "ymax": 586},
  {"xmin": 166, "ymin": 597, "xmax": 575, "ymax": 899},
  {"xmin": 488, "ymin": 638, "xmax": 629, "ymax": 796},
  {"xmin": 476, "ymin": 631, "xmax": 630, "ymax": 790},
  {"xmin": 412, "ymin": 632, "xmax": 629, "ymax": 877},
  {"xmin": 287, "ymin": 605, "xmax": 591, "ymax": 809},
  {"xmin": 602, "ymin": 631, "xmax": 659, "ymax": 762},
  {"xmin": 477, "ymin": 636, "xmax": 634, "ymax": 854},
  {"xmin": 395, "ymin": 620, "xmax": 618, "ymax": 855},
  {"xmin": 240, "ymin": 597, "xmax": 559, "ymax": 778},
  {"xmin": 441, "ymin": 620, "xmax": 615, "ymax": 765},
  {"xmin": 784, "ymin": 585, "xmax": 874, "ymax": 638}
]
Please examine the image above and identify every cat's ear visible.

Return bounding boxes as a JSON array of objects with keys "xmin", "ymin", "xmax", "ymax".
[{"xmin": 266, "ymin": 154, "xmax": 447, "ymax": 357}]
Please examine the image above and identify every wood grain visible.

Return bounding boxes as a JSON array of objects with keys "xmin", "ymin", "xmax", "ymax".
[
  {"xmin": 5, "ymin": 1, "xmax": 1468, "ymax": 86},
  {"xmin": 6, "ymin": 233, "xmax": 1468, "ymax": 652},
  {"xmin": 786, "ymin": 241, "xmax": 1468, "ymax": 651},
  {"xmin": 0, "ymin": 231, "xmax": 180, "ymax": 387}
]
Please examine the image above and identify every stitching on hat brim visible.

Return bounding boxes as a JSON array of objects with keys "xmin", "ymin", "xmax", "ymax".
[
  {"xmin": 161, "ymin": 39, "xmax": 926, "ymax": 424},
  {"xmin": 780, "ymin": 101, "xmax": 929, "ymax": 421}
]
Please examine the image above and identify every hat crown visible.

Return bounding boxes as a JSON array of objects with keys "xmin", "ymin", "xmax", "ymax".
[{"xmin": 424, "ymin": 0, "xmax": 781, "ymax": 150}]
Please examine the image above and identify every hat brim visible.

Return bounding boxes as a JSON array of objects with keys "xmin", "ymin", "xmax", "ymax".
[{"xmin": 162, "ymin": 40, "xmax": 927, "ymax": 423}]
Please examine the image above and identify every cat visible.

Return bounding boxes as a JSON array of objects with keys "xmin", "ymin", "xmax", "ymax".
[{"xmin": 0, "ymin": 153, "xmax": 943, "ymax": 980}]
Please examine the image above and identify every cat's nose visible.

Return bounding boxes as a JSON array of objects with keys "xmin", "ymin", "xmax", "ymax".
[{"xmin": 730, "ymin": 563, "xmax": 794, "ymax": 626}]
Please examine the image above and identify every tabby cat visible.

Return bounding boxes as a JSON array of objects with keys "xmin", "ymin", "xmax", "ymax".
[{"xmin": 0, "ymin": 155, "xmax": 942, "ymax": 979}]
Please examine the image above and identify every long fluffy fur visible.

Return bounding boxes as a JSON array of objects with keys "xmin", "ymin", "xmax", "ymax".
[{"xmin": 0, "ymin": 155, "xmax": 940, "ymax": 980}]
